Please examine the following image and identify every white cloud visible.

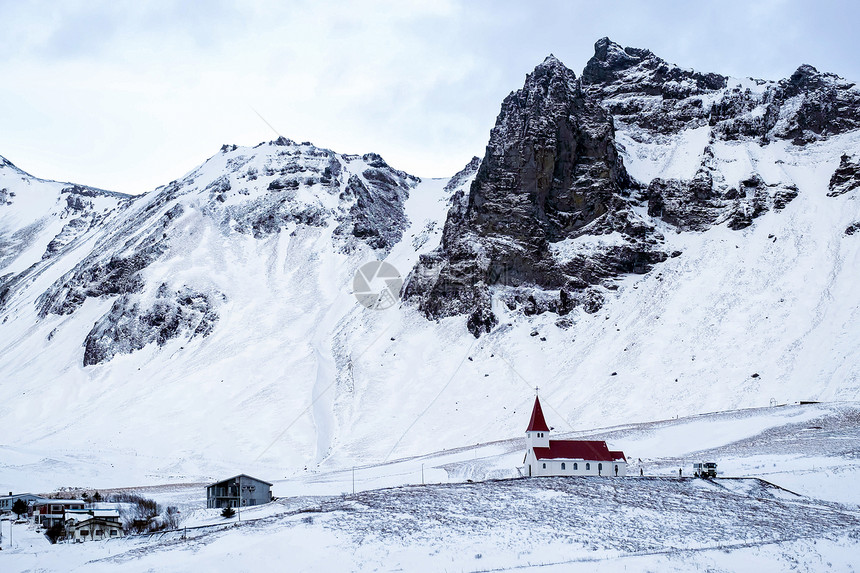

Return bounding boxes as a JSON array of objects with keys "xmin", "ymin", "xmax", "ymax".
[{"xmin": 0, "ymin": 0, "xmax": 856, "ymax": 194}]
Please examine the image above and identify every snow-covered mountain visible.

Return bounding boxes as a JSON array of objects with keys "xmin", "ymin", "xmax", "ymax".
[{"xmin": 1, "ymin": 38, "xmax": 859, "ymax": 490}]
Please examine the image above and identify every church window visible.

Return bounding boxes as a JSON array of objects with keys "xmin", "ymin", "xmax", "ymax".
[
  {"xmin": 586, "ymin": 463, "xmax": 590, "ymax": 470},
  {"xmin": 573, "ymin": 463, "xmax": 578, "ymax": 470},
  {"xmin": 561, "ymin": 463, "xmax": 566, "ymax": 470}
]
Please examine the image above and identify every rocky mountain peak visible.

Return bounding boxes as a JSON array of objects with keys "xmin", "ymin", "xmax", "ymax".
[
  {"xmin": 535, "ymin": 53, "xmax": 569, "ymax": 72},
  {"xmin": 513, "ymin": 54, "xmax": 579, "ymax": 109},
  {"xmin": 782, "ymin": 63, "xmax": 853, "ymax": 97},
  {"xmin": 404, "ymin": 53, "xmax": 666, "ymax": 336},
  {"xmin": 12, "ymin": 135, "xmax": 419, "ymax": 366},
  {"xmin": 583, "ymin": 38, "xmax": 726, "ymax": 96},
  {"xmin": 585, "ymin": 37, "xmax": 653, "ymax": 82}
]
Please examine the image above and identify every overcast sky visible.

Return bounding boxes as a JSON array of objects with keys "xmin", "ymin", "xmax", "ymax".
[{"xmin": 1, "ymin": 0, "xmax": 857, "ymax": 195}]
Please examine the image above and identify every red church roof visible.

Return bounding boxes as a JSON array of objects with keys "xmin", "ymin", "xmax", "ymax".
[
  {"xmin": 526, "ymin": 396, "xmax": 550, "ymax": 432},
  {"xmin": 533, "ymin": 440, "xmax": 625, "ymax": 462}
]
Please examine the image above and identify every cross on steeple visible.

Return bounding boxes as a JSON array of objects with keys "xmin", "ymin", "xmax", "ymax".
[{"xmin": 535, "ymin": 386, "xmax": 539, "ymax": 396}]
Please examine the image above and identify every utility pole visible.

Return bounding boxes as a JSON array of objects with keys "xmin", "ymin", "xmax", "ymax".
[
  {"xmin": 237, "ymin": 480, "xmax": 241, "ymax": 523},
  {"xmin": 352, "ymin": 467, "xmax": 355, "ymax": 495},
  {"xmin": 421, "ymin": 463, "xmax": 424, "ymax": 485}
]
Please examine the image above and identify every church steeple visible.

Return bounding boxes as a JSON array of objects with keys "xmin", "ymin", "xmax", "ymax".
[
  {"xmin": 525, "ymin": 395, "xmax": 550, "ymax": 448},
  {"xmin": 526, "ymin": 395, "xmax": 550, "ymax": 432}
]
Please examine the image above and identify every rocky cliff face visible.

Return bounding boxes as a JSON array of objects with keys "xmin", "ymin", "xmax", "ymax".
[
  {"xmin": 406, "ymin": 39, "xmax": 860, "ymax": 335},
  {"xmin": 582, "ymin": 37, "xmax": 860, "ymax": 145},
  {"xmin": 581, "ymin": 37, "xmax": 727, "ymax": 136},
  {"xmin": 829, "ymin": 154, "xmax": 860, "ymax": 197},
  {"xmin": 405, "ymin": 56, "xmax": 667, "ymax": 336}
]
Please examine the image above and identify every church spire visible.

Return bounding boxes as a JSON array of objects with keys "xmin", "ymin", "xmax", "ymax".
[{"xmin": 526, "ymin": 395, "xmax": 550, "ymax": 432}]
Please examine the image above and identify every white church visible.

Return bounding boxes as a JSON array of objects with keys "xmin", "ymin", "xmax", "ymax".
[{"xmin": 523, "ymin": 395, "xmax": 627, "ymax": 477}]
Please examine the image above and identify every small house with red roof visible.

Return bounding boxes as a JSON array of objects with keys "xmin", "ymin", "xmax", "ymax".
[{"xmin": 524, "ymin": 395, "xmax": 627, "ymax": 477}]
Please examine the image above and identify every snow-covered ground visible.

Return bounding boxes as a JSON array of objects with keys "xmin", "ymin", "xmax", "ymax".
[
  {"xmin": 3, "ymin": 401, "xmax": 857, "ymax": 571},
  {"xmin": 3, "ymin": 474, "xmax": 859, "ymax": 572}
]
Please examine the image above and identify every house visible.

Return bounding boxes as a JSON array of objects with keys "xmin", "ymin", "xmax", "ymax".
[
  {"xmin": 31, "ymin": 498, "xmax": 86, "ymax": 527},
  {"xmin": 0, "ymin": 492, "xmax": 40, "ymax": 514},
  {"xmin": 523, "ymin": 395, "xmax": 627, "ymax": 477},
  {"xmin": 206, "ymin": 474, "xmax": 273, "ymax": 509},
  {"xmin": 64, "ymin": 509, "xmax": 124, "ymax": 542}
]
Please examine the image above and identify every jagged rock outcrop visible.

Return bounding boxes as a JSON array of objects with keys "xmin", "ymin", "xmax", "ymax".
[
  {"xmin": 582, "ymin": 37, "xmax": 726, "ymax": 135},
  {"xmin": 646, "ymin": 155, "xmax": 721, "ymax": 232},
  {"xmin": 768, "ymin": 65, "xmax": 860, "ymax": 144},
  {"xmin": 828, "ymin": 154, "xmax": 860, "ymax": 197},
  {"xmin": 334, "ymin": 153, "xmax": 418, "ymax": 252},
  {"xmin": 405, "ymin": 40, "xmax": 855, "ymax": 334},
  {"xmin": 578, "ymin": 38, "xmax": 816, "ymax": 233},
  {"xmin": 37, "ymin": 204, "xmax": 181, "ymax": 317},
  {"xmin": 405, "ymin": 56, "xmax": 666, "ymax": 336},
  {"xmin": 82, "ymin": 283, "xmax": 223, "ymax": 366},
  {"xmin": 582, "ymin": 37, "xmax": 860, "ymax": 146}
]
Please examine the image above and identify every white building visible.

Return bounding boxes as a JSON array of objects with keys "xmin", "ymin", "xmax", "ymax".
[
  {"xmin": 0, "ymin": 492, "xmax": 40, "ymax": 514},
  {"xmin": 64, "ymin": 509, "xmax": 124, "ymax": 542},
  {"xmin": 523, "ymin": 396, "xmax": 627, "ymax": 477}
]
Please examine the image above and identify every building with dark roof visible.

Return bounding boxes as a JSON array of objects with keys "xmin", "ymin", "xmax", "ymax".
[
  {"xmin": 524, "ymin": 396, "xmax": 627, "ymax": 477},
  {"xmin": 206, "ymin": 474, "xmax": 273, "ymax": 509}
]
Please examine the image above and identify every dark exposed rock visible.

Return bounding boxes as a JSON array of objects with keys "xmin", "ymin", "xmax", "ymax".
[
  {"xmin": 267, "ymin": 177, "xmax": 300, "ymax": 191},
  {"xmin": 711, "ymin": 64, "xmax": 860, "ymax": 144},
  {"xmin": 37, "ymin": 205, "xmax": 183, "ymax": 317},
  {"xmin": 82, "ymin": 284, "xmax": 223, "ymax": 366},
  {"xmin": 444, "ymin": 157, "xmax": 482, "ymax": 194},
  {"xmin": 645, "ymin": 151, "xmax": 799, "ymax": 230},
  {"xmin": 725, "ymin": 175, "xmax": 771, "ymax": 230},
  {"xmin": 584, "ymin": 38, "xmax": 726, "ymax": 95},
  {"xmin": 582, "ymin": 37, "xmax": 726, "ymax": 134},
  {"xmin": 205, "ymin": 175, "xmax": 232, "ymax": 200},
  {"xmin": 771, "ymin": 66, "xmax": 860, "ymax": 143},
  {"xmin": 333, "ymin": 159, "xmax": 417, "ymax": 253},
  {"xmin": 773, "ymin": 184, "xmax": 799, "ymax": 210},
  {"xmin": 467, "ymin": 302, "xmax": 498, "ymax": 338},
  {"xmin": 42, "ymin": 217, "xmax": 91, "ymax": 259},
  {"xmin": 405, "ymin": 55, "xmax": 666, "ymax": 333},
  {"xmin": 60, "ymin": 184, "xmax": 130, "ymax": 200},
  {"xmin": 828, "ymin": 154, "xmax": 860, "ymax": 197},
  {"xmin": 646, "ymin": 167, "xmax": 722, "ymax": 231},
  {"xmin": 581, "ymin": 38, "xmax": 860, "ymax": 146}
]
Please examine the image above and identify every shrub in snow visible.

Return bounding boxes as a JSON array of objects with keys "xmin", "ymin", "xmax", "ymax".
[{"xmin": 12, "ymin": 498, "xmax": 28, "ymax": 518}]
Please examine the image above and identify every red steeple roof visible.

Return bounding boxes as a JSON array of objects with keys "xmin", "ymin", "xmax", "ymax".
[{"xmin": 526, "ymin": 396, "xmax": 550, "ymax": 432}]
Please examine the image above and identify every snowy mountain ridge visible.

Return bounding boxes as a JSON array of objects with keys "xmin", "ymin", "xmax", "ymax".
[{"xmin": 1, "ymin": 38, "xmax": 860, "ymax": 490}]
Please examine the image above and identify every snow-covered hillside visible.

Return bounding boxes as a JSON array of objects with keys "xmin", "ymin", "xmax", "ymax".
[
  {"xmin": 5, "ymin": 477, "xmax": 860, "ymax": 573},
  {"xmin": 1, "ymin": 38, "xmax": 860, "ymax": 497}
]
